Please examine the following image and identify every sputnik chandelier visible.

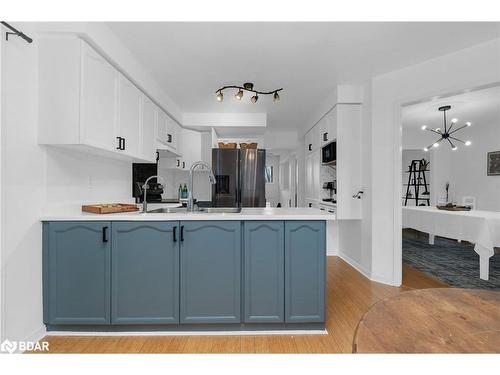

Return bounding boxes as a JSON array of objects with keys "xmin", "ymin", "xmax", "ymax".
[
  {"xmin": 421, "ymin": 105, "xmax": 472, "ymax": 152},
  {"xmin": 215, "ymin": 82, "xmax": 283, "ymax": 103}
]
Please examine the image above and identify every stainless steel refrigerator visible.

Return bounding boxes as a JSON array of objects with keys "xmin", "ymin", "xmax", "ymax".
[{"xmin": 211, "ymin": 148, "xmax": 266, "ymax": 207}]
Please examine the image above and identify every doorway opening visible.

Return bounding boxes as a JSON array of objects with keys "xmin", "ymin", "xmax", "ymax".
[{"xmin": 400, "ymin": 85, "xmax": 500, "ymax": 289}]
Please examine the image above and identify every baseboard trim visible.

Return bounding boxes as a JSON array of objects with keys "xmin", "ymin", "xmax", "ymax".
[
  {"xmin": 370, "ymin": 272, "xmax": 399, "ymax": 286},
  {"xmin": 45, "ymin": 329, "xmax": 328, "ymax": 337},
  {"xmin": 338, "ymin": 252, "xmax": 372, "ymax": 280},
  {"xmin": 12, "ymin": 325, "xmax": 47, "ymax": 353}
]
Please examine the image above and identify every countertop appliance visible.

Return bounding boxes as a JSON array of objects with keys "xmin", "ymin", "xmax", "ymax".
[
  {"xmin": 322, "ymin": 141, "xmax": 337, "ymax": 165},
  {"xmin": 212, "ymin": 148, "xmax": 266, "ymax": 207},
  {"xmin": 322, "ymin": 180, "xmax": 337, "ymax": 203},
  {"xmin": 132, "ymin": 163, "xmax": 164, "ymax": 203}
]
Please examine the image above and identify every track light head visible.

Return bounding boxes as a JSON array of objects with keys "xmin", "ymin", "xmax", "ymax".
[
  {"xmin": 273, "ymin": 91, "xmax": 280, "ymax": 102},
  {"xmin": 235, "ymin": 89, "xmax": 243, "ymax": 100},
  {"xmin": 251, "ymin": 94, "xmax": 258, "ymax": 103},
  {"xmin": 216, "ymin": 91, "xmax": 223, "ymax": 102}
]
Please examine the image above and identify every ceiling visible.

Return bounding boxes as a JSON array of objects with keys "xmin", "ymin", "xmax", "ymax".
[
  {"xmin": 107, "ymin": 22, "xmax": 500, "ymax": 131},
  {"xmin": 402, "ymin": 85, "xmax": 500, "ymax": 130}
]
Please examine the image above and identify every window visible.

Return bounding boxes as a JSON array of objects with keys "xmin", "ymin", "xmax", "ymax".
[{"xmin": 265, "ymin": 166, "xmax": 273, "ymax": 183}]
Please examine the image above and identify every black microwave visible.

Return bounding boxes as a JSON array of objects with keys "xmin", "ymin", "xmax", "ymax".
[{"xmin": 321, "ymin": 141, "xmax": 336, "ymax": 164}]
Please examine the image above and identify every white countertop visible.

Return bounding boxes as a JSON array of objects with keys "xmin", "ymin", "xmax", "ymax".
[{"xmin": 41, "ymin": 207, "xmax": 336, "ymax": 221}]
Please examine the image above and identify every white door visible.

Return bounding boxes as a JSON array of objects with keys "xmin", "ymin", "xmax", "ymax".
[
  {"xmin": 141, "ymin": 95, "xmax": 156, "ymax": 162},
  {"xmin": 80, "ymin": 42, "xmax": 118, "ymax": 151},
  {"xmin": 117, "ymin": 74, "xmax": 141, "ymax": 157}
]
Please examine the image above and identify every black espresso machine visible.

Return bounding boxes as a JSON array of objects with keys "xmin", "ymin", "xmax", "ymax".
[{"xmin": 132, "ymin": 163, "xmax": 164, "ymax": 203}]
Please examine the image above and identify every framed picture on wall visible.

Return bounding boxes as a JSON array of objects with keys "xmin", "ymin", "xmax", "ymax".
[{"xmin": 487, "ymin": 151, "xmax": 500, "ymax": 176}]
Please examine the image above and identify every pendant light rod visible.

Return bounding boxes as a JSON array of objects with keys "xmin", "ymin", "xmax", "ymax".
[
  {"xmin": 1, "ymin": 21, "xmax": 33, "ymax": 43},
  {"xmin": 215, "ymin": 85, "xmax": 283, "ymax": 95}
]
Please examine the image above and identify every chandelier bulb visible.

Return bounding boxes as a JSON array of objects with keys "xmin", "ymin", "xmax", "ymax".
[
  {"xmin": 466, "ymin": 122, "xmax": 472, "ymax": 127},
  {"xmin": 421, "ymin": 125, "xmax": 427, "ymax": 130},
  {"xmin": 452, "ymin": 145, "xmax": 458, "ymax": 151},
  {"xmin": 423, "ymin": 147, "xmax": 429, "ymax": 152},
  {"xmin": 451, "ymin": 118, "xmax": 458, "ymax": 124},
  {"xmin": 433, "ymin": 143, "xmax": 439, "ymax": 148},
  {"xmin": 465, "ymin": 141, "xmax": 471, "ymax": 146}
]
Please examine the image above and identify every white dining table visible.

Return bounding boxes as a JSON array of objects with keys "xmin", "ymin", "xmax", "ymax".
[{"xmin": 402, "ymin": 206, "xmax": 500, "ymax": 280}]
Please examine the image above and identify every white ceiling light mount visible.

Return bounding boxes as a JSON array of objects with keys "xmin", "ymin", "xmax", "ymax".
[
  {"xmin": 422, "ymin": 105, "xmax": 472, "ymax": 152},
  {"xmin": 215, "ymin": 82, "xmax": 282, "ymax": 103}
]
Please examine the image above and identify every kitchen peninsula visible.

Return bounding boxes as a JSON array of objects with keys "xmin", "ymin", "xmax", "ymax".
[{"xmin": 41, "ymin": 208, "xmax": 333, "ymax": 332}]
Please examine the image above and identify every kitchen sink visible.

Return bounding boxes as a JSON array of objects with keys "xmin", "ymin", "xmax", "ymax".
[
  {"xmin": 197, "ymin": 207, "xmax": 242, "ymax": 214},
  {"xmin": 147, "ymin": 207, "xmax": 187, "ymax": 214}
]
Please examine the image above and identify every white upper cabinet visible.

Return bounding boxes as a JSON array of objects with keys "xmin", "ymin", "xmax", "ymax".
[
  {"xmin": 38, "ymin": 36, "xmax": 170, "ymax": 163},
  {"xmin": 117, "ymin": 74, "xmax": 142, "ymax": 157},
  {"xmin": 320, "ymin": 109, "xmax": 336, "ymax": 146},
  {"xmin": 157, "ymin": 110, "xmax": 182, "ymax": 155},
  {"xmin": 80, "ymin": 42, "xmax": 118, "ymax": 151},
  {"xmin": 140, "ymin": 96, "xmax": 157, "ymax": 162}
]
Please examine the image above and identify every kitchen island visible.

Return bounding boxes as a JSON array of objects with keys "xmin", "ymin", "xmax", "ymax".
[{"xmin": 41, "ymin": 208, "xmax": 334, "ymax": 333}]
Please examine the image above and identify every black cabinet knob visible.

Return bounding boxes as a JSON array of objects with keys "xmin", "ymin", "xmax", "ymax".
[
  {"xmin": 308, "ymin": 143, "xmax": 312, "ymax": 151},
  {"xmin": 102, "ymin": 226, "xmax": 108, "ymax": 242},
  {"xmin": 116, "ymin": 137, "xmax": 122, "ymax": 150},
  {"xmin": 323, "ymin": 132, "xmax": 328, "ymax": 141}
]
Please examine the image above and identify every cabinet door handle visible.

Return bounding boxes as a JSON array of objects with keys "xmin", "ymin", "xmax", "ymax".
[
  {"xmin": 182, "ymin": 161, "xmax": 185, "ymax": 169},
  {"xmin": 173, "ymin": 226, "xmax": 177, "ymax": 242},
  {"xmin": 176, "ymin": 159, "xmax": 180, "ymax": 167},
  {"xmin": 102, "ymin": 226, "xmax": 108, "ymax": 243},
  {"xmin": 180, "ymin": 225, "xmax": 184, "ymax": 242},
  {"xmin": 116, "ymin": 137, "xmax": 122, "ymax": 150},
  {"xmin": 308, "ymin": 143, "xmax": 312, "ymax": 151},
  {"xmin": 323, "ymin": 132, "xmax": 328, "ymax": 141},
  {"xmin": 121, "ymin": 137, "xmax": 126, "ymax": 150},
  {"xmin": 309, "ymin": 203, "xmax": 312, "ymax": 208},
  {"xmin": 156, "ymin": 151, "xmax": 159, "ymax": 162},
  {"xmin": 167, "ymin": 134, "xmax": 172, "ymax": 143}
]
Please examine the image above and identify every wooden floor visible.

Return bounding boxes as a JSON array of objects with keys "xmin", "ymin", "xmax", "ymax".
[{"xmin": 35, "ymin": 257, "xmax": 446, "ymax": 354}]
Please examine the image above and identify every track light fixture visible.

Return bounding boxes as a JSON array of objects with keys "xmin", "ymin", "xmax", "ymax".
[
  {"xmin": 422, "ymin": 105, "xmax": 472, "ymax": 152},
  {"xmin": 215, "ymin": 82, "xmax": 283, "ymax": 103}
]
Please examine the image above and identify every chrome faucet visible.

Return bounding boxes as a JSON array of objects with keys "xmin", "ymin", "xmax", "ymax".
[
  {"xmin": 142, "ymin": 175, "xmax": 164, "ymax": 213},
  {"xmin": 187, "ymin": 161, "xmax": 216, "ymax": 212}
]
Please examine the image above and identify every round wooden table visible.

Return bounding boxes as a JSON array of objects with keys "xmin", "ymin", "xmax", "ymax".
[{"xmin": 353, "ymin": 288, "xmax": 500, "ymax": 353}]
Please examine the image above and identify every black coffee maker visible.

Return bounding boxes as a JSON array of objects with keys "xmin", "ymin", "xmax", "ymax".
[
  {"xmin": 132, "ymin": 163, "xmax": 164, "ymax": 203},
  {"xmin": 322, "ymin": 181, "xmax": 337, "ymax": 203}
]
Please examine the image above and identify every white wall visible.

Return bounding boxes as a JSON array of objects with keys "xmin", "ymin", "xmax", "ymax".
[
  {"xmin": 265, "ymin": 154, "xmax": 280, "ymax": 207},
  {"xmin": 430, "ymin": 116, "xmax": 500, "ymax": 210},
  {"xmin": 0, "ymin": 22, "xmax": 183, "ymax": 343},
  {"xmin": 371, "ymin": 38, "xmax": 500, "ymax": 285}
]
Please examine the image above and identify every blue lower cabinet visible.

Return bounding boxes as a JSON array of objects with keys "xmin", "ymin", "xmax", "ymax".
[
  {"xmin": 244, "ymin": 221, "xmax": 285, "ymax": 323},
  {"xmin": 285, "ymin": 221, "xmax": 326, "ymax": 323},
  {"xmin": 44, "ymin": 222, "xmax": 111, "ymax": 325},
  {"xmin": 180, "ymin": 221, "xmax": 241, "ymax": 323},
  {"xmin": 111, "ymin": 222, "xmax": 179, "ymax": 324}
]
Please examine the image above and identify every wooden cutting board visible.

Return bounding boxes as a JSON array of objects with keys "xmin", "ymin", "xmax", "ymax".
[{"xmin": 82, "ymin": 203, "xmax": 139, "ymax": 214}]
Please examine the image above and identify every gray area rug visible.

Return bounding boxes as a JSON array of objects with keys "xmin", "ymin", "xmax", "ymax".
[{"xmin": 403, "ymin": 235, "xmax": 500, "ymax": 290}]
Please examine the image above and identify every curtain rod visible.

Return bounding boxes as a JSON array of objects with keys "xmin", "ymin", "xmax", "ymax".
[{"xmin": 1, "ymin": 21, "xmax": 33, "ymax": 43}]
